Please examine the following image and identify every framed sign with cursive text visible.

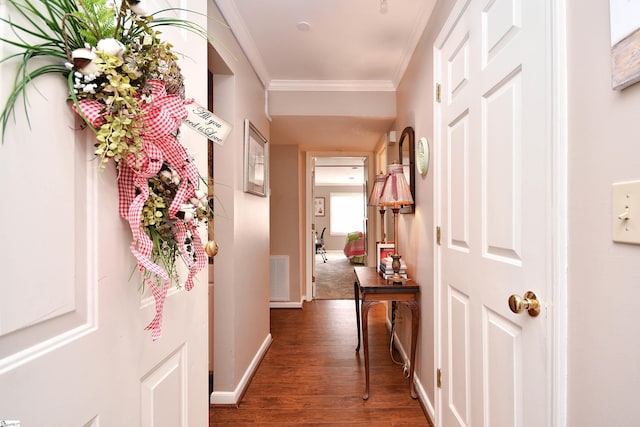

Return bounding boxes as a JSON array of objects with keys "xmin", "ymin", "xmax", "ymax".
[{"xmin": 183, "ymin": 102, "xmax": 232, "ymax": 144}]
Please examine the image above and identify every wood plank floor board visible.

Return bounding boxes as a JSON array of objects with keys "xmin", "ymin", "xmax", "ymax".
[{"xmin": 210, "ymin": 299, "xmax": 433, "ymax": 426}]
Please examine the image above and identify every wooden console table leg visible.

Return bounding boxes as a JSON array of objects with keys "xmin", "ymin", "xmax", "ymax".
[
  {"xmin": 361, "ymin": 300, "xmax": 375, "ymax": 400},
  {"xmin": 405, "ymin": 299, "xmax": 420, "ymax": 399},
  {"xmin": 355, "ymin": 280, "xmax": 361, "ymax": 352}
]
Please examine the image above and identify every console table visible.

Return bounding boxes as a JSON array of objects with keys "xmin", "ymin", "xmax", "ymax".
[{"xmin": 353, "ymin": 266, "xmax": 420, "ymax": 400}]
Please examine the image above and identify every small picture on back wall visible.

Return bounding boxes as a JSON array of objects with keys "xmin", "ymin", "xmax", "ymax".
[{"xmin": 314, "ymin": 197, "xmax": 325, "ymax": 217}]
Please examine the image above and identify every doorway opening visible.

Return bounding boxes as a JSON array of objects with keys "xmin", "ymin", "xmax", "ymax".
[
  {"xmin": 311, "ymin": 156, "xmax": 369, "ymax": 299},
  {"xmin": 207, "ymin": 42, "xmax": 233, "ymax": 400}
]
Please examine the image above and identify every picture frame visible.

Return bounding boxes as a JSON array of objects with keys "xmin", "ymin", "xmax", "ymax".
[
  {"xmin": 376, "ymin": 243, "xmax": 395, "ymax": 273},
  {"xmin": 314, "ymin": 197, "xmax": 325, "ymax": 217},
  {"xmin": 609, "ymin": 0, "xmax": 640, "ymax": 90},
  {"xmin": 244, "ymin": 119, "xmax": 269, "ymax": 197}
]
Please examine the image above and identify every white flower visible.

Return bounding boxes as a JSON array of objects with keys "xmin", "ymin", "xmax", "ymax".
[
  {"xmin": 126, "ymin": 0, "xmax": 148, "ymax": 16},
  {"xmin": 71, "ymin": 48, "xmax": 99, "ymax": 75},
  {"xmin": 179, "ymin": 203, "xmax": 196, "ymax": 222},
  {"xmin": 83, "ymin": 84, "xmax": 97, "ymax": 94},
  {"xmin": 97, "ymin": 38, "xmax": 125, "ymax": 58},
  {"xmin": 129, "ymin": 3, "xmax": 148, "ymax": 16},
  {"xmin": 160, "ymin": 169, "xmax": 181, "ymax": 185},
  {"xmin": 190, "ymin": 189, "xmax": 208, "ymax": 209},
  {"xmin": 195, "ymin": 189, "xmax": 207, "ymax": 200}
]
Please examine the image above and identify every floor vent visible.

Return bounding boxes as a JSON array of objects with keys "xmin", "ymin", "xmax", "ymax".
[{"xmin": 270, "ymin": 255, "xmax": 290, "ymax": 301}]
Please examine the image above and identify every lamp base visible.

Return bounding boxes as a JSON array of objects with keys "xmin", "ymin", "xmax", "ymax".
[{"xmin": 388, "ymin": 254, "xmax": 408, "ymax": 284}]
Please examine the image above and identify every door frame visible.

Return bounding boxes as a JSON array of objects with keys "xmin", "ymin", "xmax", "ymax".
[
  {"xmin": 305, "ymin": 151, "xmax": 375, "ymax": 301},
  {"xmin": 432, "ymin": 0, "xmax": 568, "ymax": 425}
]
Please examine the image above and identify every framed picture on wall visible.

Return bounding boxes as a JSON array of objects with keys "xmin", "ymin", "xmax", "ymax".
[
  {"xmin": 243, "ymin": 119, "xmax": 269, "ymax": 197},
  {"xmin": 314, "ymin": 197, "xmax": 325, "ymax": 217},
  {"xmin": 610, "ymin": 0, "xmax": 640, "ymax": 90},
  {"xmin": 376, "ymin": 243, "xmax": 395, "ymax": 273}
]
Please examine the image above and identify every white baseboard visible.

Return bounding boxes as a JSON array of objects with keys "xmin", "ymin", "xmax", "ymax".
[
  {"xmin": 385, "ymin": 318, "xmax": 436, "ymax": 424},
  {"xmin": 269, "ymin": 299, "xmax": 303, "ymax": 308},
  {"xmin": 210, "ymin": 333, "xmax": 273, "ymax": 405},
  {"xmin": 413, "ymin": 375, "xmax": 436, "ymax": 424}
]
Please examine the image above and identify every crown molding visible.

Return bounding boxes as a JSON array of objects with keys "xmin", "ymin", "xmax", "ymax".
[
  {"xmin": 214, "ymin": 0, "xmax": 427, "ymax": 92},
  {"xmin": 392, "ymin": 0, "xmax": 437, "ymax": 87},
  {"xmin": 269, "ymin": 79, "xmax": 396, "ymax": 92},
  {"xmin": 214, "ymin": 0, "xmax": 271, "ymax": 87}
]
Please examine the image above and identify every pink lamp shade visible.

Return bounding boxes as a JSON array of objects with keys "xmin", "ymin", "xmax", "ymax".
[
  {"xmin": 379, "ymin": 162, "xmax": 414, "ymax": 208},
  {"xmin": 368, "ymin": 173, "xmax": 387, "ymax": 206},
  {"xmin": 379, "ymin": 162, "xmax": 412, "ymax": 283}
]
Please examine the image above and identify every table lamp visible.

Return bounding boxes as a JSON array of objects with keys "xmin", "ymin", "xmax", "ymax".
[
  {"xmin": 368, "ymin": 172, "xmax": 387, "ymax": 242},
  {"xmin": 379, "ymin": 161, "xmax": 414, "ymax": 283}
]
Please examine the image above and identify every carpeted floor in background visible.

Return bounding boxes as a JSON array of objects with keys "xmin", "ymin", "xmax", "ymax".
[{"xmin": 315, "ymin": 250, "xmax": 363, "ymax": 299}]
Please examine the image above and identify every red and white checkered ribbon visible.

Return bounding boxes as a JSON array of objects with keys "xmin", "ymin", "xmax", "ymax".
[
  {"xmin": 73, "ymin": 99, "xmax": 106, "ymax": 128},
  {"xmin": 74, "ymin": 80, "xmax": 207, "ymax": 340},
  {"xmin": 174, "ymin": 220, "xmax": 207, "ymax": 291}
]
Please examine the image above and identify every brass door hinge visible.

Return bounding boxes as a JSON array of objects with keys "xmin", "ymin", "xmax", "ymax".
[
  {"xmin": 436, "ymin": 83, "xmax": 441, "ymax": 103},
  {"xmin": 437, "ymin": 368, "xmax": 442, "ymax": 388},
  {"xmin": 436, "ymin": 226, "xmax": 441, "ymax": 246}
]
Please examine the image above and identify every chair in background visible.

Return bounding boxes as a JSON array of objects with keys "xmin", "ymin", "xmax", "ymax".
[{"xmin": 315, "ymin": 227, "xmax": 327, "ymax": 262}]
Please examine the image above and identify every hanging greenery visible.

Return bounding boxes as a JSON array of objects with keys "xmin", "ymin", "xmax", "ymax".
[{"xmin": 0, "ymin": 0, "xmax": 219, "ymax": 339}]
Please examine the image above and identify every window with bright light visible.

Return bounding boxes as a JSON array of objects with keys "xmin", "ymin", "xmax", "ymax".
[{"xmin": 330, "ymin": 192, "xmax": 365, "ymax": 235}]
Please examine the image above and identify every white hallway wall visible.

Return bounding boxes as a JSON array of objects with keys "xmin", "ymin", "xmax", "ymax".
[
  {"xmin": 566, "ymin": 0, "xmax": 640, "ymax": 425},
  {"xmin": 207, "ymin": 0, "xmax": 272, "ymax": 402}
]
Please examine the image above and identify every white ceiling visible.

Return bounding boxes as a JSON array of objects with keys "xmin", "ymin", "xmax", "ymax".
[
  {"xmin": 215, "ymin": 0, "xmax": 436, "ymax": 153},
  {"xmin": 314, "ymin": 156, "xmax": 366, "ymax": 186}
]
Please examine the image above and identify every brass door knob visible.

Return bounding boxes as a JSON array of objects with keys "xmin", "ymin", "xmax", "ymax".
[{"xmin": 508, "ymin": 291, "xmax": 540, "ymax": 317}]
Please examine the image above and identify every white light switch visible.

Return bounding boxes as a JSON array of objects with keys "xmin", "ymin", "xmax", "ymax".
[{"xmin": 612, "ymin": 180, "xmax": 640, "ymax": 244}]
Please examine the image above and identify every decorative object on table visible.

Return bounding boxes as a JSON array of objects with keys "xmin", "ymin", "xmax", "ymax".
[
  {"xmin": 379, "ymin": 161, "xmax": 414, "ymax": 283},
  {"xmin": 368, "ymin": 172, "xmax": 387, "ymax": 242},
  {"xmin": 0, "ymin": 0, "xmax": 224, "ymax": 340},
  {"xmin": 376, "ymin": 242, "xmax": 395, "ymax": 274},
  {"xmin": 314, "ymin": 196, "xmax": 325, "ymax": 216},
  {"xmin": 379, "ymin": 255, "xmax": 407, "ymax": 280},
  {"xmin": 416, "ymin": 137, "xmax": 430, "ymax": 176},
  {"xmin": 244, "ymin": 119, "xmax": 269, "ymax": 197}
]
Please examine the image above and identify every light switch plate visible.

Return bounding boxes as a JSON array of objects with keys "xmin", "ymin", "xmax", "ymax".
[{"xmin": 612, "ymin": 180, "xmax": 640, "ymax": 244}]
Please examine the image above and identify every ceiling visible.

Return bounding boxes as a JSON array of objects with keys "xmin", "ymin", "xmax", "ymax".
[
  {"xmin": 314, "ymin": 156, "xmax": 366, "ymax": 186},
  {"xmin": 214, "ymin": 0, "xmax": 436, "ymax": 152}
]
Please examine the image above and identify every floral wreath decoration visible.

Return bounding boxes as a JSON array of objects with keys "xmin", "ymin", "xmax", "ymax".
[{"xmin": 0, "ymin": 0, "xmax": 221, "ymax": 340}]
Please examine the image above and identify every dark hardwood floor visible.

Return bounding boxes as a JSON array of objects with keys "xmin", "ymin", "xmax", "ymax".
[{"xmin": 210, "ymin": 299, "xmax": 433, "ymax": 426}]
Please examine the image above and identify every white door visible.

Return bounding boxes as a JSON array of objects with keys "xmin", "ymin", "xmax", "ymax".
[
  {"xmin": 435, "ymin": 0, "xmax": 554, "ymax": 426},
  {"xmin": 0, "ymin": 1, "xmax": 208, "ymax": 425}
]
